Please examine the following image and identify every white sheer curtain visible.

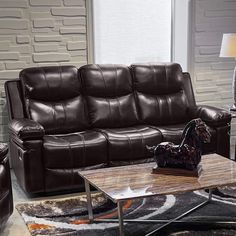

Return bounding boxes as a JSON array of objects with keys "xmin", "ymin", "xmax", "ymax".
[{"xmin": 93, "ymin": 0, "xmax": 172, "ymax": 64}]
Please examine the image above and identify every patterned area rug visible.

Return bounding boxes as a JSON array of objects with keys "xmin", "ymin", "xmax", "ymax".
[{"xmin": 16, "ymin": 186, "xmax": 236, "ymax": 236}]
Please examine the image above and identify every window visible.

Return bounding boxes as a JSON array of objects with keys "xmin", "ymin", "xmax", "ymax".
[{"xmin": 93, "ymin": 0, "xmax": 172, "ymax": 64}]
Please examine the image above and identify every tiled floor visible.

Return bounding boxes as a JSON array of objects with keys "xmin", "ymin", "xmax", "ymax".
[{"xmin": 1, "ymin": 172, "xmax": 83, "ymax": 236}]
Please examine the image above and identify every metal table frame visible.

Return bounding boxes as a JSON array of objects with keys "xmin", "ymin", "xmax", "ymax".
[{"xmin": 84, "ymin": 180, "xmax": 216, "ymax": 236}]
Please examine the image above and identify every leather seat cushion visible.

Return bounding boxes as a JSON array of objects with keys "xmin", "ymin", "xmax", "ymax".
[
  {"xmin": 99, "ymin": 125, "xmax": 162, "ymax": 163},
  {"xmin": 43, "ymin": 131, "xmax": 108, "ymax": 169},
  {"xmin": 153, "ymin": 123, "xmax": 217, "ymax": 154},
  {"xmin": 153, "ymin": 123, "xmax": 187, "ymax": 144}
]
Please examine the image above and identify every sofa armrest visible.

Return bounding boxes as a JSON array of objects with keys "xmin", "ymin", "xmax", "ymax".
[
  {"xmin": 9, "ymin": 118, "xmax": 45, "ymax": 140},
  {"xmin": 190, "ymin": 105, "xmax": 231, "ymax": 127},
  {"xmin": 0, "ymin": 143, "xmax": 8, "ymax": 163}
]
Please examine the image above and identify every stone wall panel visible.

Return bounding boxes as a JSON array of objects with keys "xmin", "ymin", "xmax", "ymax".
[{"xmin": 0, "ymin": 0, "xmax": 88, "ymax": 141}]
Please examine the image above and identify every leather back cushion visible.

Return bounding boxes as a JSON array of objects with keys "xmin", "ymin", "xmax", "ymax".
[
  {"xmin": 131, "ymin": 63, "xmax": 191, "ymax": 125},
  {"xmin": 80, "ymin": 64, "xmax": 139, "ymax": 128},
  {"xmin": 20, "ymin": 66, "xmax": 89, "ymax": 134}
]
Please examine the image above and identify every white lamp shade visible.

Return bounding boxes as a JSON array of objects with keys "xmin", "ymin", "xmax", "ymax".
[{"xmin": 220, "ymin": 33, "xmax": 236, "ymax": 57}]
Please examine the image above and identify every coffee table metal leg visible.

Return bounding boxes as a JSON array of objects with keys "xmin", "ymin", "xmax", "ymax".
[
  {"xmin": 94, "ymin": 188, "xmax": 215, "ymax": 235},
  {"xmin": 208, "ymin": 188, "xmax": 213, "ymax": 202},
  {"xmin": 85, "ymin": 180, "xmax": 94, "ymax": 223},
  {"xmin": 118, "ymin": 201, "xmax": 125, "ymax": 236}
]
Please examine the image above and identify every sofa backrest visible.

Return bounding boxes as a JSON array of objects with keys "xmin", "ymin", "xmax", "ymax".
[
  {"xmin": 6, "ymin": 63, "xmax": 196, "ymax": 133},
  {"xmin": 80, "ymin": 64, "xmax": 139, "ymax": 128},
  {"xmin": 131, "ymin": 63, "xmax": 195, "ymax": 125},
  {"xmin": 20, "ymin": 66, "xmax": 89, "ymax": 134}
]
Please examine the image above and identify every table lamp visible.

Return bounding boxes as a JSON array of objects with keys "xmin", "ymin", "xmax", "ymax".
[{"xmin": 220, "ymin": 33, "xmax": 236, "ymax": 111}]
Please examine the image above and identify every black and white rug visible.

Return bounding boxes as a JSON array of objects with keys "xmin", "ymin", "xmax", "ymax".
[{"xmin": 16, "ymin": 185, "xmax": 236, "ymax": 236}]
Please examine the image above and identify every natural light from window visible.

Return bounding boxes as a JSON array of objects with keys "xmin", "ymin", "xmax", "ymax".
[{"xmin": 93, "ymin": 0, "xmax": 172, "ymax": 64}]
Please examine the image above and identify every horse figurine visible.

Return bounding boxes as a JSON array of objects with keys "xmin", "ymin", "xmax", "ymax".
[{"xmin": 147, "ymin": 118, "xmax": 211, "ymax": 170}]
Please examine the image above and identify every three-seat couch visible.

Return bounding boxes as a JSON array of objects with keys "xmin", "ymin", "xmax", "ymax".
[{"xmin": 5, "ymin": 63, "xmax": 231, "ymax": 194}]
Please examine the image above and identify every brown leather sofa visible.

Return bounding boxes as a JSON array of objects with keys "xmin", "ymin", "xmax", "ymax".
[
  {"xmin": 5, "ymin": 63, "xmax": 231, "ymax": 194},
  {"xmin": 0, "ymin": 143, "xmax": 13, "ymax": 229}
]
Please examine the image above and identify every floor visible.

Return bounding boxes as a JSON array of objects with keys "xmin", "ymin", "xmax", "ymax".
[{"xmin": 1, "ymin": 172, "xmax": 83, "ymax": 236}]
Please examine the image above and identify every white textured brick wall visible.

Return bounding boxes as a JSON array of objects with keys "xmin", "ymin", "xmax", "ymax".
[
  {"xmin": 0, "ymin": 0, "xmax": 88, "ymax": 142},
  {"xmin": 191, "ymin": 0, "xmax": 236, "ymax": 109},
  {"xmin": 191, "ymin": 0, "xmax": 236, "ymax": 157}
]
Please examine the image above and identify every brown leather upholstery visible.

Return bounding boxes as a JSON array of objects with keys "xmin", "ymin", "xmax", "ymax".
[
  {"xmin": 80, "ymin": 64, "xmax": 139, "ymax": 128},
  {"xmin": 9, "ymin": 118, "xmax": 44, "ymax": 140},
  {"xmin": 43, "ymin": 131, "xmax": 107, "ymax": 192},
  {"xmin": 131, "ymin": 63, "xmax": 192, "ymax": 125},
  {"xmin": 152, "ymin": 123, "xmax": 217, "ymax": 154},
  {"xmin": 190, "ymin": 105, "xmax": 231, "ymax": 127},
  {"xmin": 99, "ymin": 125, "xmax": 162, "ymax": 163},
  {"xmin": 5, "ymin": 63, "xmax": 231, "ymax": 194},
  {"xmin": 4, "ymin": 80, "xmax": 26, "ymax": 120},
  {"xmin": 20, "ymin": 66, "xmax": 89, "ymax": 134},
  {"xmin": 152, "ymin": 123, "xmax": 187, "ymax": 144},
  {"xmin": 0, "ymin": 144, "xmax": 13, "ymax": 229}
]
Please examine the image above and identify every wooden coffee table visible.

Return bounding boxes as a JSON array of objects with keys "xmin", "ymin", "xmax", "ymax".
[{"xmin": 78, "ymin": 153, "xmax": 236, "ymax": 236}]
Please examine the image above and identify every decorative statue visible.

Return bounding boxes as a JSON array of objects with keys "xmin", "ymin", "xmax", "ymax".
[{"xmin": 147, "ymin": 118, "xmax": 211, "ymax": 171}]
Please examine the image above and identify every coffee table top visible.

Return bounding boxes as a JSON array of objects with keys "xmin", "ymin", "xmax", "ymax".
[{"xmin": 78, "ymin": 154, "xmax": 236, "ymax": 202}]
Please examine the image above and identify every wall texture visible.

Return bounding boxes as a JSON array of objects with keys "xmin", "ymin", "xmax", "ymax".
[
  {"xmin": 191, "ymin": 0, "xmax": 236, "ymax": 156},
  {"xmin": 191, "ymin": 0, "xmax": 236, "ymax": 108},
  {"xmin": 1, "ymin": 0, "xmax": 236, "ymax": 142},
  {"xmin": 0, "ymin": 0, "xmax": 88, "ymax": 142}
]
